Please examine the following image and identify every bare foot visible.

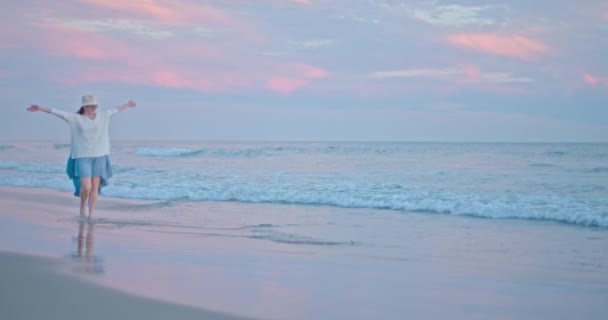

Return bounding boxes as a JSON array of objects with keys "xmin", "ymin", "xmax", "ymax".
[{"xmin": 80, "ymin": 207, "xmax": 87, "ymax": 219}]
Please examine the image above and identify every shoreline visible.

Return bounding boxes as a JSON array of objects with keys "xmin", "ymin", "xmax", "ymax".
[{"xmin": 1, "ymin": 184, "xmax": 605, "ymax": 230}]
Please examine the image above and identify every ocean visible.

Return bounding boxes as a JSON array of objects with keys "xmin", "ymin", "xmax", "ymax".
[{"xmin": 1, "ymin": 141, "xmax": 607, "ymax": 228}]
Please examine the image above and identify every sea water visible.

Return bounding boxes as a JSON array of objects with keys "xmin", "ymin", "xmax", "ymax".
[
  {"xmin": 2, "ymin": 140, "xmax": 608, "ymax": 319},
  {"xmin": 1, "ymin": 141, "xmax": 607, "ymax": 227}
]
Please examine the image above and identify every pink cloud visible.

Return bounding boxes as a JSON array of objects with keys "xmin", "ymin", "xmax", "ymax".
[
  {"xmin": 294, "ymin": 64, "xmax": 329, "ymax": 79},
  {"xmin": 149, "ymin": 70, "xmax": 194, "ymax": 89},
  {"xmin": 447, "ymin": 33, "xmax": 550, "ymax": 59},
  {"xmin": 54, "ymin": 23, "xmax": 228, "ymax": 64},
  {"xmin": 27, "ymin": 22, "xmax": 244, "ymax": 92},
  {"xmin": 148, "ymin": 70, "xmax": 253, "ymax": 92},
  {"xmin": 583, "ymin": 72, "xmax": 599, "ymax": 85},
  {"xmin": 12, "ymin": 3, "xmax": 321, "ymax": 96},
  {"xmin": 149, "ymin": 70, "xmax": 228, "ymax": 92},
  {"xmin": 265, "ymin": 64, "xmax": 329, "ymax": 95},
  {"xmin": 582, "ymin": 72, "xmax": 608, "ymax": 88},
  {"xmin": 29, "ymin": 22, "xmax": 258, "ymax": 93},
  {"xmin": 462, "ymin": 64, "xmax": 481, "ymax": 82},
  {"xmin": 85, "ymin": 0, "xmax": 177, "ymax": 21},
  {"xmin": 62, "ymin": 61, "xmax": 329, "ymax": 95},
  {"xmin": 50, "ymin": 40, "xmax": 110, "ymax": 60},
  {"xmin": 58, "ymin": 65, "xmax": 252, "ymax": 93},
  {"xmin": 83, "ymin": 0, "xmax": 235, "ymax": 26},
  {"xmin": 78, "ymin": 0, "xmax": 265, "ymax": 45},
  {"xmin": 37, "ymin": 24, "xmax": 118, "ymax": 60},
  {"xmin": 32, "ymin": 19, "xmax": 232, "ymax": 65},
  {"xmin": 266, "ymin": 77, "xmax": 311, "ymax": 95},
  {"xmin": 270, "ymin": 0, "xmax": 314, "ymax": 5}
]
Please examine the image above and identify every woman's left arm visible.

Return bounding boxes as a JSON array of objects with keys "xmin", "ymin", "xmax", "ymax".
[{"xmin": 115, "ymin": 100, "xmax": 136, "ymax": 114}]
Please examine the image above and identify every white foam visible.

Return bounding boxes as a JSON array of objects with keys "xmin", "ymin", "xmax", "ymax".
[{"xmin": 136, "ymin": 148, "xmax": 204, "ymax": 157}]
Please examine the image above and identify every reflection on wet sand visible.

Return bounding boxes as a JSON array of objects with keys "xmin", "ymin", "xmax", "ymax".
[{"xmin": 72, "ymin": 221, "xmax": 103, "ymax": 274}]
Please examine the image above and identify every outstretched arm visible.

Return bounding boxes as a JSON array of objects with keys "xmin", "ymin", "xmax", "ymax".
[
  {"xmin": 115, "ymin": 100, "xmax": 136, "ymax": 114},
  {"xmin": 27, "ymin": 104, "xmax": 73, "ymax": 123},
  {"xmin": 26, "ymin": 105, "xmax": 52, "ymax": 113}
]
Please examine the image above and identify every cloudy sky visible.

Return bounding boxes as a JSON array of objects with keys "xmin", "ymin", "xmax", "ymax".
[{"xmin": 1, "ymin": 0, "xmax": 607, "ymax": 141}]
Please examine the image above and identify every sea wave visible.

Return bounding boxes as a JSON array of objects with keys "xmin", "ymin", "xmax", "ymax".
[
  {"xmin": 210, "ymin": 148, "xmax": 268, "ymax": 157},
  {"xmin": 0, "ymin": 175, "xmax": 72, "ymax": 191},
  {"xmin": 0, "ymin": 161, "xmax": 64, "ymax": 174},
  {"xmin": 136, "ymin": 148, "xmax": 204, "ymax": 157},
  {"xmin": 546, "ymin": 151, "xmax": 567, "ymax": 156},
  {"xmin": 54, "ymin": 143, "xmax": 71, "ymax": 149},
  {"xmin": 136, "ymin": 146, "xmax": 300, "ymax": 158},
  {"xmin": 590, "ymin": 167, "xmax": 608, "ymax": 173},
  {"xmin": 134, "ymin": 146, "xmax": 296, "ymax": 158},
  {"xmin": 250, "ymin": 229, "xmax": 357, "ymax": 246},
  {"xmin": 112, "ymin": 166, "xmax": 166, "ymax": 174},
  {"xmin": 528, "ymin": 163, "xmax": 555, "ymax": 167},
  {"xmin": 2, "ymin": 174, "xmax": 606, "ymax": 228},
  {"xmin": 95, "ymin": 181, "xmax": 608, "ymax": 228},
  {"xmin": 0, "ymin": 160, "xmax": 168, "ymax": 176},
  {"xmin": 0, "ymin": 145, "xmax": 15, "ymax": 150},
  {"xmin": 133, "ymin": 145, "xmax": 406, "ymax": 158}
]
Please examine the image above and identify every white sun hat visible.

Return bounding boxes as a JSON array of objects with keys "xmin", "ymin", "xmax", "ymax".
[{"xmin": 81, "ymin": 94, "xmax": 98, "ymax": 106}]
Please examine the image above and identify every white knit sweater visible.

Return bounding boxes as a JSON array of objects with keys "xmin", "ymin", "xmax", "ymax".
[{"xmin": 50, "ymin": 108, "xmax": 119, "ymax": 159}]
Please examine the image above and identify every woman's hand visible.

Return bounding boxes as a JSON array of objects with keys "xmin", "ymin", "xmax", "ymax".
[
  {"xmin": 116, "ymin": 100, "xmax": 137, "ymax": 113},
  {"xmin": 27, "ymin": 105, "xmax": 41, "ymax": 112}
]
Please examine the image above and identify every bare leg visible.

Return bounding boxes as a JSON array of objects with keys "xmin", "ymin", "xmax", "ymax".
[
  {"xmin": 80, "ymin": 177, "xmax": 92, "ymax": 218},
  {"xmin": 89, "ymin": 177, "xmax": 101, "ymax": 218}
]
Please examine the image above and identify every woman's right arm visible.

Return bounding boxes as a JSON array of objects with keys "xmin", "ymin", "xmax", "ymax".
[
  {"xmin": 27, "ymin": 105, "xmax": 73, "ymax": 123},
  {"xmin": 27, "ymin": 105, "xmax": 52, "ymax": 113}
]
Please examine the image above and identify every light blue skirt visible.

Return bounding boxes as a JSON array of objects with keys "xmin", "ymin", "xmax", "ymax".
[{"xmin": 66, "ymin": 155, "xmax": 112, "ymax": 197}]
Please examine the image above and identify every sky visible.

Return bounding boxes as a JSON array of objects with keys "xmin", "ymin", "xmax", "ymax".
[{"xmin": 1, "ymin": 0, "xmax": 607, "ymax": 142}]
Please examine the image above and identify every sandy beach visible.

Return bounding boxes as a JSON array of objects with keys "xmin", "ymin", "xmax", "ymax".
[
  {"xmin": 1, "ymin": 186, "xmax": 607, "ymax": 320},
  {"xmin": 0, "ymin": 252, "xmax": 251, "ymax": 320}
]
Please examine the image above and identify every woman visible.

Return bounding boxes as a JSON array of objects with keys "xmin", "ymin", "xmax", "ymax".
[{"xmin": 27, "ymin": 94, "xmax": 136, "ymax": 219}]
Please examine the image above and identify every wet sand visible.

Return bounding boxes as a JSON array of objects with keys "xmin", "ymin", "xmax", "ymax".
[
  {"xmin": 0, "ymin": 252, "xmax": 252, "ymax": 320},
  {"xmin": 1, "ymin": 186, "xmax": 607, "ymax": 320}
]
